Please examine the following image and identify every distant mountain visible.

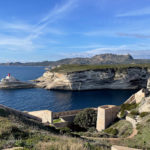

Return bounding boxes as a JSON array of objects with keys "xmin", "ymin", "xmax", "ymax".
[{"xmin": 0, "ymin": 54, "xmax": 150, "ymax": 66}]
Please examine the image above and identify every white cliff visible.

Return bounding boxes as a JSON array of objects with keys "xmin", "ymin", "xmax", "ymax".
[{"xmin": 36, "ymin": 67, "xmax": 150, "ymax": 90}]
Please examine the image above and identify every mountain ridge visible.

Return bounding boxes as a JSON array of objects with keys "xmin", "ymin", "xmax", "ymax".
[{"xmin": 0, "ymin": 53, "xmax": 150, "ymax": 66}]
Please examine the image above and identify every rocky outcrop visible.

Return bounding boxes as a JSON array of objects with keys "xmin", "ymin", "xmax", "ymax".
[
  {"xmin": 36, "ymin": 67, "xmax": 150, "ymax": 91},
  {"xmin": 0, "ymin": 82, "xmax": 35, "ymax": 89}
]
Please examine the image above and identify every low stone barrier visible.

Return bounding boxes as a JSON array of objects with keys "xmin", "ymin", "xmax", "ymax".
[
  {"xmin": 0, "ymin": 104, "xmax": 42, "ymax": 122},
  {"xmin": 54, "ymin": 121, "xmax": 70, "ymax": 128},
  {"xmin": 53, "ymin": 108, "xmax": 97, "ymax": 119},
  {"xmin": 53, "ymin": 109, "xmax": 82, "ymax": 119}
]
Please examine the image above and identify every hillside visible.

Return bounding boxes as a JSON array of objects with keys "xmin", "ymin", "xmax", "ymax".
[
  {"xmin": 1, "ymin": 53, "xmax": 150, "ymax": 66},
  {"xmin": 0, "ymin": 105, "xmax": 109, "ymax": 150}
]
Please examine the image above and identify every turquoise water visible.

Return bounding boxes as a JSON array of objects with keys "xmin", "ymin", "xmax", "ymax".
[{"xmin": 0, "ymin": 66, "xmax": 137, "ymax": 112}]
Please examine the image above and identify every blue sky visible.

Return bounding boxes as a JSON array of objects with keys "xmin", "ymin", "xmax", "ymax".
[{"xmin": 0, "ymin": 0, "xmax": 150, "ymax": 62}]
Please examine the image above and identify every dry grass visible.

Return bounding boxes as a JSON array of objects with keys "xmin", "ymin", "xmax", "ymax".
[{"xmin": 35, "ymin": 136, "xmax": 87, "ymax": 150}]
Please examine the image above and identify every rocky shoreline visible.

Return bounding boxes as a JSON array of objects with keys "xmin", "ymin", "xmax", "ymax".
[{"xmin": 35, "ymin": 67, "xmax": 150, "ymax": 90}]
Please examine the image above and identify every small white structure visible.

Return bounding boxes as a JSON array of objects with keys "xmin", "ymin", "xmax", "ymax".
[{"xmin": 1, "ymin": 73, "xmax": 18, "ymax": 83}]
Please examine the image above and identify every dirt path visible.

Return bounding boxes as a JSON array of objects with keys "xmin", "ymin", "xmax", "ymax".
[{"xmin": 82, "ymin": 127, "xmax": 138, "ymax": 141}]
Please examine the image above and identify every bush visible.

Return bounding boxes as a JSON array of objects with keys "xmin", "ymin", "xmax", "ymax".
[
  {"xmin": 120, "ymin": 103, "xmax": 138, "ymax": 118},
  {"xmin": 130, "ymin": 110, "xmax": 139, "ymax": 116},
  {"xmin": 104, "ymin": 128, "xmax": 118, "ymax": 136},
  {"xmin": 121, "ymin": 103, "xmax": 138, "ymax": 111},
  {"xmin": 140, "ymin": 112, "xmax": 149, "ymax": 118},
  {"xmin": 88, "ymin": 127, "xmax": 96, "ymax": 132},
  {"xmin": 74, "ymin": 109, "xmax": 97, "ymax": 129}
]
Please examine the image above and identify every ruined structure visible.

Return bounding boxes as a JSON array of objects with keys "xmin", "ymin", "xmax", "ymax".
[
  {"xmin": 96, "ymin": 105, "xmax": 120, "ymax": 131},
  {"xmin": 28, "ymin": 110, "xmax": 53, "ymax": 124},
  {"xmin": 124, "ymin": 88, "xmax": 146, "ymax": 104}
]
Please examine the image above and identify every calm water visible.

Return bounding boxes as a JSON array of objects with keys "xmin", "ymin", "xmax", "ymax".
[{"xmin": 0, "ymin": 66, "xmax": 137, "ymax": 112}]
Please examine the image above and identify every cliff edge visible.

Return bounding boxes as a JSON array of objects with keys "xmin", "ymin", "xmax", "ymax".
[{"xmin": 35, "ymin": 65, "xmax": 150, "ymax": 90}]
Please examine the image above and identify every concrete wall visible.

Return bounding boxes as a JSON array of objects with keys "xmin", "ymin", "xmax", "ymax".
[
  {"xmin": 53, "ymin": 109, "xmax": 82, "ymax": 119},
  {"xmin": 134, "ymin": 89, "xmax": 145, "ymax": 103},
  {"xmin": 0, "ymin": 104, "xmax": 42, "ymax": 122},
  {"xmin": 60, "ymin": 115, "xmax": 75, "ymax": 123},
  {"xmin": 28, "ymin": 110, "xmax": 53, "ymax": 124},
  {"xmin": 96, "ymin": 105, "xmax": 120, "ymax": 131},
  {"xmin": 54, "ymin": 122, "xmax": 70, "ymax": 128}
]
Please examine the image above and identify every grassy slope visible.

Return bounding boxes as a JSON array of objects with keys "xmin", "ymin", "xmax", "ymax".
[
  {"xmin": 0, "ymin": 107, "xmax": 108, "ymax": 150},
  {"xmin": 110, "ymin": 115, "xmax": 150, "ymax": 149},
  {"xmin": 51, "ymin": 64, "xmax": 150, "ymax": 73}
]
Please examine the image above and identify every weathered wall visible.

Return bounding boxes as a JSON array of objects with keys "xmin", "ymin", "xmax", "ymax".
[
  {"xmin": 28, "ymin": 110, "xmax": 53, "ymax": 124},
  {"xmin": 54, "ymin": 121, "xmax": 70, "ymax": 128},
  {"xmin": 96, "ymin": 105, "xmax": 120, "ymax": 131},
  {"xmin": 0, "ymin": 104, "xmax": 42, "ymax": 122},
  {"xmin": 36, "ymin": 67, "xmax": 149, "ymax": 90},
  {"xmin": 124, "ymin": 89, "xmax": 146, "ymax": 104},
  {"xmin": 53, "ymin": 109, "xmax": 82, "ymax": 119},
  {"xmin": 60, "ymin": 115, "xmax": 75, "ymax": 122},
  {"xmin": 134, "ymin": 89, "xmax": 145, "ymax": 103}
]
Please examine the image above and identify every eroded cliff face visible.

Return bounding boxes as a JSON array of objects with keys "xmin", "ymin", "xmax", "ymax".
[{"xmin": 36, "ymin": 68, "xmax": 150, "ymax": 90}]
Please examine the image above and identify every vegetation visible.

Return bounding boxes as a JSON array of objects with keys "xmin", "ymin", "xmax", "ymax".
[
  {"xmin": 110, "ymin": 114, "xmax": 150, "ymax": 149},
  {"xmin": 74, "ymin": 108, "xmax": 97, "ymax": 130},
  {"xmin": 104, "ymin": 120, "xmax": 133, "ymax": 138},
  {"xmin": 53, "ymin": 118, "xmax": 62, "ymax": 123},
  {"xmin": 120, "ymin": 103, "xmax": 138, "ymax": 118},
  {"xmin": 0, "ymin": 107, "xmax": 105, "ymax": 150},
  {"xmin": 129, "ymin": 110, "xmax": 139, "ymax": 118},
  {"xmin": 139, "ymin": 112, "xmax": 150, "ymax": 118},
  {"xmin": 51, "ymin": 64, "xmax": 150, "ymax": 73}
]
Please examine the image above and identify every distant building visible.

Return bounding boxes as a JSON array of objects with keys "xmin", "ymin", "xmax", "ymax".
[{"xmin": 1, "ymin": 73, "xmax": 19, "ymax": 83}]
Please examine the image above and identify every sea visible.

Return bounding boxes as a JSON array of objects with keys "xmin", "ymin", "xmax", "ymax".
[{"xmin": 0, "ymin": 66, "xmax": 137, "ymax": 112}]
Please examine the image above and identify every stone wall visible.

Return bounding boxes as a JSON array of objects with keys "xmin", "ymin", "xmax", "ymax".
[
  {"xmin": 124, "ymin": 89, "xmax": 146, "ymax": 104},
  {"xmin": 28, "ymin": 110, "xmax": 53, "ymax": 124},
  {"xmin": 96, "ymin": 105, "xmax": 120, "ymax": 131},
  {"xmin": 53, "ymin": 109, "xmax": 82, "ymax": 119},
  {"xmin": 134, "ymin": 89, "xmax": 145, "ymax": 103},
  {"xmin": 0, "ymin": 104, "xmax": 42, "ymax": 122}
]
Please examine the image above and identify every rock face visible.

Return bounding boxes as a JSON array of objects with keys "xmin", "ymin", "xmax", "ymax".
[
  {"xmin": 36, "ymin": 67, "xmax": 150, "ymax": 91},
  {"xmin": 0, "ymin": 82, "xmax": 35, "ymax": 89},
  {"xmin": 139, "ymin": 97, "xmax": 150, "ymax": 113}
]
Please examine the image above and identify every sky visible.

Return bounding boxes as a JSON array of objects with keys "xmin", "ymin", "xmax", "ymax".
[{"xmin": 0, "ymin": 0, "xmax": 150, "ymax": 62}]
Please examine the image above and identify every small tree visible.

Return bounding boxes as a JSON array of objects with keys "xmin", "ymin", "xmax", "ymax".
[{"xmin": 74, "ymin": 108, "xmax": 97, "ymax": 129}]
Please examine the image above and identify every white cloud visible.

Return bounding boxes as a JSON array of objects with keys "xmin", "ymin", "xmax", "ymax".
[
  {"xmin": 59, "ymin": 44, "xmax": 150, "ymax": 59},
  {"xmin": 0, "ymin": 0, "xmax": 76, "ymax": 52},
  {"xmin": 116, "ymin": 7, "xmax": 150, "ymax": 17}
]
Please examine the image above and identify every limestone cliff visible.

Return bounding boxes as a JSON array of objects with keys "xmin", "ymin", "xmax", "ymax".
[{"xmin": 35, "ymin": 67, "xmax": 150, "ymax": 91}]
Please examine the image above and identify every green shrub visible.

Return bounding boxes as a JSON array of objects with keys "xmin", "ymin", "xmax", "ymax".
[
  {"xmin": 59, "ymin": 127, "xmax": 71, "ymax": 134},
  {"xmin": 88, "ymin": 127, "xmax": 96, "ymax": 132},
  {"xmin": 74, "ymin": 109, "xmax": 97, "ymax": 129},
  {"xmin": 120, "ymin": 103, "xmax": 138, "ymax": 118},
  {"xmin": 130, "ymin": 110, "xmax": 139, "ymax": 116},
  {"xmin": 121, "ymin": 103, "xmax": 138, "ymax": 111},
  {"xmin": 104, "ymin": 128, "xmax": 118, "ymax": 136},
  {"xmin": 140, "ymin": 112, "xmax": 149, "ymax": 118},
  {"xmin": 0, "ymin": 108, "xmax": 10, "ymax": 117}
]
